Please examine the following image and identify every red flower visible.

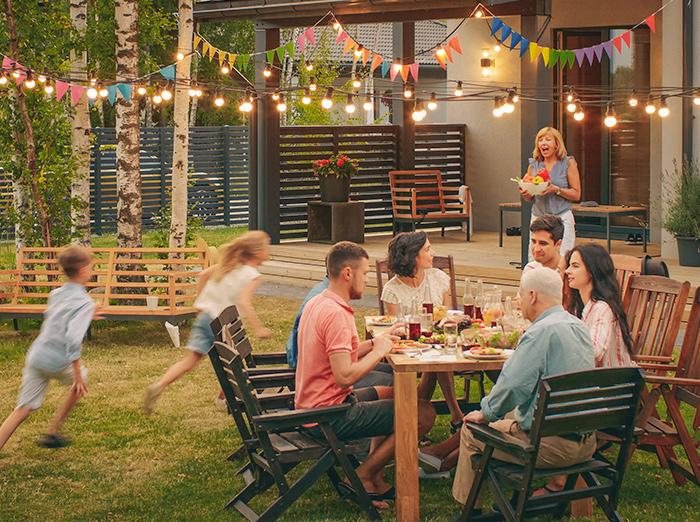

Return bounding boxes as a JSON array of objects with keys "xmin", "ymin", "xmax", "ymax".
[{"xmin": 337, "ymin": 159, "xmax": 345, "ymax": 167}]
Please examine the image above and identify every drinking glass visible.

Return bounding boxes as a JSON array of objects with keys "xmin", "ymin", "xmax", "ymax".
[
  {"xmin": 443, "ymin": 321, "xmax": 458, "ymax": 355},
  {"xmin": 420, "ymin": 312, "xmax": 433, "ymax": 338}
]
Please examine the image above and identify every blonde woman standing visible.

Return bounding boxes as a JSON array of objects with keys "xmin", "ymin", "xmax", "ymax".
[
  {"xmin": 144, "ymin": 231, "xmax": 272, "ymax": 414},
  {"xmin": 521, "ymin": 127, "xmax": 581, "ymax": 257}
]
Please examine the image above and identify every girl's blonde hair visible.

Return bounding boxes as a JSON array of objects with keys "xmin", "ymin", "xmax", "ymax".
[
  {"xmin": 532, "ymin": 127, "xmax": 568, "ymax": 162},
  {"xmin": 213, "ymin": 230, "xmax": 270, "ymax": 281}
]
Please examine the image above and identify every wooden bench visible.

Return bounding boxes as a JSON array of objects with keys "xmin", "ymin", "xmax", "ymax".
[
  {"xmin": 0, "ymin": 247, "xmax": 210, "ymax": 326},
  {"xmin": 389, "ymin": 169, "xmax": 471, "ymax": 241}
]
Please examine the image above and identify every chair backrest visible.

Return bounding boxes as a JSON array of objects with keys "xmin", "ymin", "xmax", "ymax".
[
  {"xmin": 676, "ymin": 287, "xmax": 700, "ymax": 398},
  {"xmin": 375, "ymin": 255, "xmax": 458, "ymax": 314},
  {"xmin": 529, "ymin": 368, "xmax": 645, "ymax": 443},
  {"xmin": 610, "ymin": 254, "xmax": 642, "ymax": 300},
  {"xmin": 622, "ymin": 275, "xmax": 691, "ymax": 360},
  {"xmin": 389, "ymin": 169, "xmax": 445, "ymax": 219}
]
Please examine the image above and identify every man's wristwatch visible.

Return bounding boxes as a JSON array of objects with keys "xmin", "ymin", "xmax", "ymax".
[{"xmin": 555, "ymin": 186, "xmax": 562, "ymax": 196}]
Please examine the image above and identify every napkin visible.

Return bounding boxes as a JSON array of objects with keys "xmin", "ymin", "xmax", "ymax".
[{"xmin": 165, "ymin": 322, "xmax": 180, "ymax": 348}]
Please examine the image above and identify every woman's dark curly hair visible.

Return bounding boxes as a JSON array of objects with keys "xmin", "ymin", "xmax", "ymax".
[
  {"xmin": 387, "ymin": 231, "xmax": 428, "ymax": 277},
  {"xmin": 565, "ymin": 243, "xmax": 634, "ymax": 355}
]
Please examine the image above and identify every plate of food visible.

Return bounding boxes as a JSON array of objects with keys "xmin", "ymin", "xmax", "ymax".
[
  {"xmin": 418, "ymin": 332, "xmax": 445, "ymax": 345},
  {"xmin": 511, "ymin": 167, "xmax": 550, "ymax": 196},
  {"xmin": 465, "ymin": 346, "xmax": 507, "ymax": 360},
  {"xmin": 366, "ymin": 315, "xmax": 396, "ymax": 326},
  {"xmin": 392, "ymin": 340, "xmax": 430, "ymax": 353}
]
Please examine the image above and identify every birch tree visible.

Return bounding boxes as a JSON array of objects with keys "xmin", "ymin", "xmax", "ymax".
[
  {"xmin": 70, "ymin": 0, "xmax": 91, "ymax": 246},
  {"xmin": 169, "ymin": 0, "xmax": 193, "ymax": 249},
  {"xmin": 114, "ymin": 0, "xmax": 142, "ymax": 248}
]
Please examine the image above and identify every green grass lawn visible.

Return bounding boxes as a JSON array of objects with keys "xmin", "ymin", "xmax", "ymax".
[{"xmin": 0, "ymin": 229, "xmax": 699, "ymax": 520}]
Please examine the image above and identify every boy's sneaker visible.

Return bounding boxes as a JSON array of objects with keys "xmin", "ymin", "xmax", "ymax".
[
  {"xmin": 143, "ymin": 384, "xmax": 162, "ymax": 416},
  {"xmin": 635, "ymin": 233, "xmax": 644, "ymax": 245},
  {"xmin": 624, "ymin": 233, "xmax": 636, "ymax": 245},
  {"xmin": 38, "ymin": 434, "xmax": 70, "ymax": 448}
]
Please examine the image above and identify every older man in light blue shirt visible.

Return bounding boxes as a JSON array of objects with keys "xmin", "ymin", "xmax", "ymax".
[{"xmin": 452, "ymin": 266, "xmax": 596, "ymax": 508}]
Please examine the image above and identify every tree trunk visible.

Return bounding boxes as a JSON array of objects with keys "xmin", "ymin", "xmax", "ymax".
[
  {"xmin": 115, "ymin": 0, "xmax": 142, "ymax": 248},
  {"xmin": 188, "ymin": 53, "xmax": 199, "ymax": 124},
  {"xmin": 4, "ymin": 0, "xmax": 52, "ymax": 247},
  {"xmin": 169, "ymin": 0, "xmax": 193, "ymax": 250},
  {"xmin": 70, "ymin": 0, "xmax": 91, "ymax": 246}
]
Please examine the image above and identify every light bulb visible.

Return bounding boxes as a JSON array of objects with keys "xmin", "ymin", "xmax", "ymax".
[
  {"xmin": 137, "ymin": 86, "xmax": 147, "ymax": 96},
  {"xmin": 24, "ymin": 77, "xmax": 36, "ymax": 89},
  {"xmin": 305, "ymin": 60, "xmax": 313, "ymax": 72},
  {"xmin": 566, "ymin": 100, "xmax": 577, "ymax": 113},
  {"xmin": 481, "ymin": 50, "xmax": 489, "ymax": 59},
  {"xmin": 309, "ymin": 78, "xmax": 317, "ymax": 92},
  {"xmin": 195, "ymin": 89, "xmax": 203, "ymax": 98},
  {"xmin": 436, "ymin": 48, "xmax": 446, "ymax": 59},
  {"xmin": 99, "ymin": 87, "xmax": 109, "ymax": 98},
  {"xmin": 354, "ymin": 47, "xmax": 363, "ymax": 59},
  {"xmin": 566, "ymin": 91, "xmax": 575, "ymax": 103},
  {"xmin": 271, "ymin": 92, "xmax": 280, "ymax": 101},
  {"xmin": 693, "ymin": 91, "xmax": 700, "ymax": 105},
  {"xmin": 220, "ymin": 62, "xmax": 230, "ymax": 75},
  {"xmin": 152, "ymin": 94, "xmax": 162, "ymax": 105},
  {"xmin": 87, "ymin": 87, "xmax": 98, "ymax": 99},
  {"xmin": 176, "ymin": 51, "xmax": 185, "ymax": 61},
  {"xmin": 658, "ymin": 98, "xmax": 670, "ymax": 118},
  {"xmin": 0, "ymin": 75, "xmax": 7, "ymax": 85},
  {"xmin": 239, "ymin": 98, "xmax": 253, "ymax": 113},
  {"xmin": 38, "ymin": 74, "xmax": 47, "ymax": 83},
  {"xmin": 644, "ymin": 97, "xmax": 656, "ymax": 114},
  {"xmin": 628, "ymin": 92, "xmax": 638, "ymax": 107},
  {"xmin": 412, "ymin": 101, "xmax": 426, "ymax": 122},
  {"xmin": 321, "ymin": 88, "xmax": 334, "ymax": 109},
  {"xmin": 475, "ymin": 9, "xmax": 484, "ymax": 18},
  {"xmin": 502, "ymin": 100, "xmax": 515, "ymax": 114},
  {"xmin": 161, "ymin": 88, "xmax": 172, "ymax": 101},
  {"xmin": 574, "ymin": 103, "xmax": 585, "ymax": 121},
  {"xmin": 512, "ymin": 93, "xmax": 520, "ymax": 104},
  {"xmin": 345, "ymin": 94, "xmax": 356, "ymax": 114},
  {"xmin": 12, "ymin": 69, "xmax": 21, "ymax": 79},
  {"xmin": 427, "ymin": 93, "xmax": 438, "ymax": 111},
  {"xmin": 604, "ymin": 103, "xmax": 617, "ymax": 128},
  {"xmin": 454, "ymin": 81, "xmax": 463, "ymax": 97},
  {"xmin": 363, "ymin": 96, "xmax": 372, "ymax": 111},
  {"xmin": 263, "ymin": 64, "xmax": 272, "ymax": 78},
  {"xmin": 90, "ymin": 77, "xmax": 97, "ymax": 86},
  {"xmin": 352, "ymin": 75, "xmax": 362, "ymax": 89},
  {"xmin": 492, "ymin": 97, "xmax": 504, "ymax": 117},
  {"xmin": 302, "ymin": 89, "xmax": 312, "ymax": 105},
  {"xmin": 214, "ymin": 95, "xmax": 225, "ymax": 107},
  {"xmin": 493, "ymin": 44, "xmax": 501, "ymax": 53},
  {"xmin": 481, "ymin": 68, "xmax": 491, "ymax": 78},
  {"xmin": 276, "ymin": 97, "xmax": 287, "ymax": 112},
  {"xmin": 188, "ymin": 86, "xmax": 198, "ymax": 97},
  {"xmin": 44, "ymin": 83, "xmax": 54, "ymax": 94},
  {"xmin": 333, "ymin": 22, "xmax": 341, "ymax": 31},
  {"xmin": 403, "ymin": 86, "xmax": 413, "ymax": 99}
]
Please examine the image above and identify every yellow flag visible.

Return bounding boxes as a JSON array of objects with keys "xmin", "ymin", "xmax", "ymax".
[
  {"xmin": 193, "ymin": 34, "xmax": 202, "ymax": 49},
  {"xmin": 218, "ymin": 50, "xmax": 226, "ymax": 67},
  {"xmin": 202, "ymin": 42, "xmax": 212, "ymax": 60},
  {"xmin": 228, "ymin": 53, "xmax": 237, "ymax": 66},
  {"xmin": 208, "ymin": 45, "xmax": 217, "ymax": 61},
  {"xmin": 529, "ymin": 42, "xmax": 540, "ymax": 62},
  {"xmin": 540, "ymin": 47, "xmax": 550, "ymax": 66}
]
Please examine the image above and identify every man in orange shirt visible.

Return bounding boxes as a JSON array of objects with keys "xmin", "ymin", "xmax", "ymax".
[{"xmin": 296, "ymin": 242, "xmax": 435, "ymax": 505}]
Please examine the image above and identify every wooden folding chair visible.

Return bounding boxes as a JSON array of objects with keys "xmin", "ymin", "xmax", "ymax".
[
  {"xmin": 211, "ymin": 338, "xmax": 380, "ymax": 521},
  {"xmin": 636, "ymin": 286, "xmax": 700, "ymax": 487},
  {"xmin": 458, "ymin": 368, "xmax": 645, "ymax": 522},
  {"xmin": 609, "ymin": 254, "xmax": 642, "ymax": 300},
  {"xmin": 622, "ymin": 275, "xmax": 690, "ymax": 370}
]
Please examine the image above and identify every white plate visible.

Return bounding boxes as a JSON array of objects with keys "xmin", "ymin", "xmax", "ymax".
[
  {"xmin": 366, "ymin": 317, "xmax": 396, "ymax": 326},
  {"xmin": 464, "ymin": 349, "xmax": 514, "ymax": 360}
]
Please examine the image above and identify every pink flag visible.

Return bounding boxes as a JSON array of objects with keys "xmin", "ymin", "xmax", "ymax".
[
  {"xmin": 55, "ymin": 80, "xmax": 70, "ymax": 101},
  {"xmin": 390, "ymin": 62, "xmax": 401, "ymax": 81},
  {"xmin": 574, "ymin": 49, "xmax": 586, "ymax": 67},
  {"xmin": 644, "ymin": 15, "xmax": 655, "ymax": 33},
  {"xmin": 14, "ymin": 69, "xmax": 26, "ymax": 85},
  {"xmin": 305, "ymin": 27, "xmax": 315, "ymax": 45},
  {"xmin": 335, "ymin": 30, "xmax": 348, "ymax": 45},
  {"xmin": 70, "ymin": 84, "xmax": 86, "ymax": 106},
  {"xmin": 409, "ymin": 63, "xmax": 419, "ymax": 81},
  {"xmin": 593, "ymin": 44, "xmax": 604, "ymax": 62},
  {"xmin": 602, "ymin": 40, "xmax": 614, "ymax": 59},
  {"xmin": 584, "ymin": 46, "xmax": 595, "ymax": 65},
  {"xmin": 612, "ymin": 36, "xmax": 623, "ymax": 54},
  {"xmin": 297, "ymin": 33, "xmax": 306, "ymax": 53},
  {"xmin": 2, "ymin": 55, "xmax": 12, "ymax": 70},
  {"xmin": 621, "ymin": 31, "xmax": 631, "ymax": 47}
]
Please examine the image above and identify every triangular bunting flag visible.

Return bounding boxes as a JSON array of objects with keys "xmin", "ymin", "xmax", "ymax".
[
  {"xmin": 645, "ymin": 15, "xmax": 655, "ymax": 33},
  {"xmin": 540, "ymin": 47, "xmax": 550, "ymax": 65},
  {"xmin": 621, "ymin": 30, "xmax": 631, "ymax": 48},
  {"xmin": 519, "ymin": 38, "xmax": 530, "ymax": 58},
  {"xmin": 305, "ymin": 27, "xmax": 315, "ymax": 45},
  {"xmin": 207, "ymin": 44, "xmax": 217, "ymax": 60},
  {"xmin": 336, "ymin": 30, "xmax": 348, "ymax": 45},
  {"xmin": 390, "ymin": 62, "xmax": 401, "ymax": 81},
  {"xmin": 529, "ymin": 42, "xmax": 540, "ymax": 63},
  {"xmin": 286, "ymin": 41, "xmax": 295, "ymax": 60},
  {"xmin": 584, "ymin": 46, "xmax": 595, "ymax": 65},
  {"xmin": 409, "ymin": 63, "xmax": 419, "ymax": 82},
  {"xmin": 218, "ymin": 50, "xmax": 226, "ymax": 67},
  {"xmin": 444, "ymin": 45, "xmax": 454, "ymax": 63},
  {"xmin": 612, "ymin": 36, "xmax": 623, "ymax": 54},
  {"xmin": 2, "ymin": 56, "xmax": 12, "ymax": 70},
  {"xmin": 566, "ymin": 50, "xmax": 576, "ymax": 68},
  {"xmin": 276, "ymin": 46, "xmax": 286, "ymax": 63},
  {"xmin": 593, "ymin": 44, "xmax": 604, "ymax": 62},
  {"xmin": 559, "ymin": 51, "xmax": 569, "ymax": 69},
  {"xmin": 575, "ymin": 48, "xmax": 586, "ymax": 67},
  {"xmin": 602, "ymin": 40, "xmax": 613, "ymax": 59},
  {"xmin": 14, "ymin": 69, "xmax": 26, "ymax": 85},
  {"xmin": 159, "ymin": 64, "xmax": 175, "ymax": 81},
  {"xmin": 435, "ymin": 50, "xmax": 447, "ymax": 70},
  {"xmin": 400, "ymin": 65, "xmax": 409, "ymax": 82},
  {"xmin": 509, "ymin": 32, "xmax": 522, "ymax": 50},
  {"xmin": 266, "ymin": 49, "xmax": 275, "ymax": 64},
  {"xmin": 381, "ymin": 60, "xmax": 391, "ymax": 77},
  {"xmin": 500, "ymin": 25, "xmax": 512, "ymax": 44},
  {"xmin": 201, "ymin": 42, "xmax": 211, "ymax": 60},
  {"xmin": 193, "ymin": 34, "xmax": 202, "ymax": 49},
  {"xmin": 106, "ymin": 84, "xmax": 118, "ymax": 105},
  {"xmin": 228, "ymin": 53, "xmax": 237, "ymax": 66},
  {"xmin": 116, "ymin": 83, "xmax": 131, "ymax": 102},
  {"xmin": 297, "ymin": 33, "xmax": 307, "ymax": 53},
  {"xmin": 343, "ymin": 38, "xmax": 356, "ymax": 54},
  {"xmin": 55, "ymin": 80, "xmax": 69, "ymax": 101},
  {"xmin": 370, "ymin": 54, "xmax": 383, "ymax": 73},
  {"xmin": 362, "ymin": 48, "xmax": 371, "ymax": 65},
  {"xmin": 548, "ymin": 49, "xmax": 559, "ymax": 68},
  {"xmin": 448, "ymin": 36, "xmax": 462, "ymax": 55},
  {"xmin": 70, "ymin": 84, "xmax": 85, "ymax": 106},
  {"xmin": 237, "ymin": 54, "xmax": 250, "ymax": 69},
  {"xmin": 489, "ymin": 18, "xmax": 503, "ymax": 36}
]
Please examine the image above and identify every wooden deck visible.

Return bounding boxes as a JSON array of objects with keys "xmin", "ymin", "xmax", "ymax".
[{"xmin": 262, "ymin": 230, "xmax": 699, "ymax": 300}]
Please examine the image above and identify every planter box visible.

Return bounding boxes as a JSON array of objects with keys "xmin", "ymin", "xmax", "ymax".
[{"xmin": 677, "ymin": 237, "xmax": 700, "ymax": 267}]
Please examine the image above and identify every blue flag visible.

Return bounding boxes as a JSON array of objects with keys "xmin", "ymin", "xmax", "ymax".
[
  {"xmin": 500, "ymin": 25, "xmax": 512, "ymax": 44},
  {"xmin": 107, "ymin": 85, "xmax": 118, "ymax": 105},
  {"xmin": 509, "ymin": 32, "xmax": 522, "ymax": 50},
  {"xmin": 519, "ymin": 38, "xmax": 530, "ymax": 58},
  {"xmin": 116, "ymin": 83, "xmax": 132, "ymax": 102},
  {"xmin": 381, "ymin": 60, "xmax": 391, "ymax": 78},
  {"xmin": 489, "ymin": 18, "xmax": 503, "ymax": 36},
  {"xmin": 159, "ymin": 64, "xmax": 176, "ymax": 81}
]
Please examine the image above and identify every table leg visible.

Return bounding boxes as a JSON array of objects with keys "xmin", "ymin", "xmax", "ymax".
[
  {"xmin": 395, "ymin": 371, "xmax": 419, "ymax": 522},
  {"xmin": 570, "ymin": 476, "xmax": 593, "ymax": 517},
  {"xmin": 643, "ymin": 225, "xmax": 648, "ymax": 253},
  {"xmin": 606, "ymin": 216, "xmax": 612, "ymax": 252},
  {"xmin": 499, "ymin": 209, "xmax": 503, "ymax": 247}
]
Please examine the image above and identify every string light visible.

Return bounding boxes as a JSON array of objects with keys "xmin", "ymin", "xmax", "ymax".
[
  {"xmin": 239, "ymin": 94, "xmax": 253, "ymax": 113},
  {"xmin": 693, "ymin": 89, "xmax": 700, "ymax": 106},
  {"xmin": 512, "ymin": 89, "xmax": 520, "ymax": 104},
  {"xmin": 12, "ymin": 68, "xmax": 21, "ymax": 79},
  {"xmin": 89, "ymin": 76, "xmax": 97, "ymax": 86},
  {"xmin": 474, "ymin": 8, "xmax": 484, "ymax": 18},
  {"xmin": 566, "ymin": 88, "xmax": 575, "ymax": 103},
  {"xmin": 0, "ymin": 74, "xmax": 7, "ymax": 86},
  {"xmin": 321, "ymin": 88, "xmax": 334, "ymax": 109},
  {"xmin": 276, "ymin": 95, "xmax": 287, "ymax": 112},
  {"xmin": 363, "ymin": 96, "xmax": 372, "ymax": 112},
  {"xmin": 345, "ymin": 94, "xmax": 356, "ymax": 114},
  {"xmin": 271, "ymin": 91, "xmax": 280, "ymax": 101},
  {"xmin": 43, "ymin": 81, "xmax": 54, "ymax": 95},
  {"xmin": 302, "ymin": 88, "xmax": 312, "ymax": 105},
  {"xmin": 628, "ymin": 90, "xmax": 639, "ymax": 107},
  {"xmin": 188, "ymin": 85, "xmax": 198, "ymax": 97},
  {"xmin": 87, "ymin": 86, "xmax": 98, "ymax": 99},
  {"xmin": 98, "ymin": 85, "xmax": 109, "ymax": 98},
  {"xmin": 644, "ymin": 96, "xmax": 656, "ymax": 114},
  {"xmin": 353, "ymin": 47, "xmax": 364, "ymax": 60},
  {"xmin": 263, "ymin": 64, "xmax": 272, "ymax": 78},
  {"xmin": 658, "ymin": 97, "xmax": 670, "ymax": 118},
  {"xmin": 566, "ymin": 97, "xmax": 578, "ymax": 113},
  {"xmin": 136, "ymin": 86, "xmax": 147, "ymax": 96},
  {"xmin": 454, "ymin": 81, "xmax": 463, "ymax": 97},
  {"xmin": 412, "ymin": 100, "xmax": 427, "ymax": 122},
  {"xmin": 436, "ymin": 48, "xmax": 447, "ymax": 60},
  {"xmin": 309, "ymin": 77, "xmax": 318, "ymax": 92},
  {"xmin": 492, "ymin": 97, "xmax": 504, "ymax": 118},
  {"xmin": 352, "ymin": 74, "xmax": 362, "ymax": 89},
  {"xmin": 24, "ymin": 72, "xmax": 36, "ymax": 89},
  {"xmin": 176, "ymin": 51, "xmax": 185, "ymax": 61},
  {"xmin": 403, "ymin": 84, "xmax": 413, "ymax": 99},
  {"xmin": 152, "ymin": 93, "xmax": 162, "ymax": 105},
  {"xmin": 502, "ymin": 94, "xmax": 515, "ymax": 114},
  {"xmin": 305, "ymin": 60, "xmax": 313, "ymax": 72},
  {"xmin": 38, "ymin": 73, "xmax": 47, "ymax": 83},
  {"xmin": 493, "ymin": 44, "xmax": 501, "ymax": 53},
  {"xmin": 573, "ymin": 102, "xmax": 585, "ymax": 121},
  {"xmin": 481, "ymin": 49, "xmax": 489, "ymax": 59},
  {"xmin": 214, "ymin": 93, "xmax": 225, "ymax": 107},
  {"xmin": 160, "ymin": 85, "xmax": 172, "ymax": 101},
  {"xmin": 220, "ymin": 61, "xmax": 230, "ymax": 75},
  {"xmin": 333, "ymin": 22, "xmax": 341, "ymax": 31},
  {"xmin": 427, "ymin": 93, "xmax": 438, "ymax": 111},
  {"xmin": 604, "ymin": 102, "xmax": 617, "ymax": 128}
]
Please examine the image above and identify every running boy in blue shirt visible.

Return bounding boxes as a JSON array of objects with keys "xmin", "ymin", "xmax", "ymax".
[{"xmin": 0, "ymin": 245, "xmax": 100, "ymax": 451}]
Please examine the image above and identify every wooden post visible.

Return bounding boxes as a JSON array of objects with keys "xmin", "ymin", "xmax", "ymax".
[
  {"xmin": 254, "ymin": 24, "xmax": 281, "ymax": 243},
  {"xmin": 392, "ymin": 22, "xmax": 415, "ymax": 170}
]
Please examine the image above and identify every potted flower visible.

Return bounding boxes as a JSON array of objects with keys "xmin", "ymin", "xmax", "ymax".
[
  {"xmin": 312, "ymin": 154, "xmax": 358, "ymax": 202},
  {"xmin": 663, "ymin": 160, "xmax": 700, "ymax": 266}
]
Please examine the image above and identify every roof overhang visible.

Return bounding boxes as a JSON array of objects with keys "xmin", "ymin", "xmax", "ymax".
[{"xmin": 193, "ymin": 0, "xmax": 548, "ymax": 26}]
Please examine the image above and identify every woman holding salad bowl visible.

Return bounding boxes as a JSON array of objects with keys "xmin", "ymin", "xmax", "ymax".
[{"xmin": 515, "ymin": 127, "xmax": 581, "ymax": 259}]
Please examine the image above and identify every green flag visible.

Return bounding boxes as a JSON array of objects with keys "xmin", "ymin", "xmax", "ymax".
[
  {"xmin": 286, "ymin": 41, "xmax": 295, "ymax": 60},
  {"xmin": 276, "ymin": 46, "xmax": 286, "ymax": 63},
  {"xmin": 266, "ymin": 49, "xmax": 275, "ymax": 64},
  {"xmin": 237, "ymin": 54, "xmax": 250, "ymax": 69},
  {"xmin": 548, "ymin": 49, "xmax": 560, "ymax": 68}
]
